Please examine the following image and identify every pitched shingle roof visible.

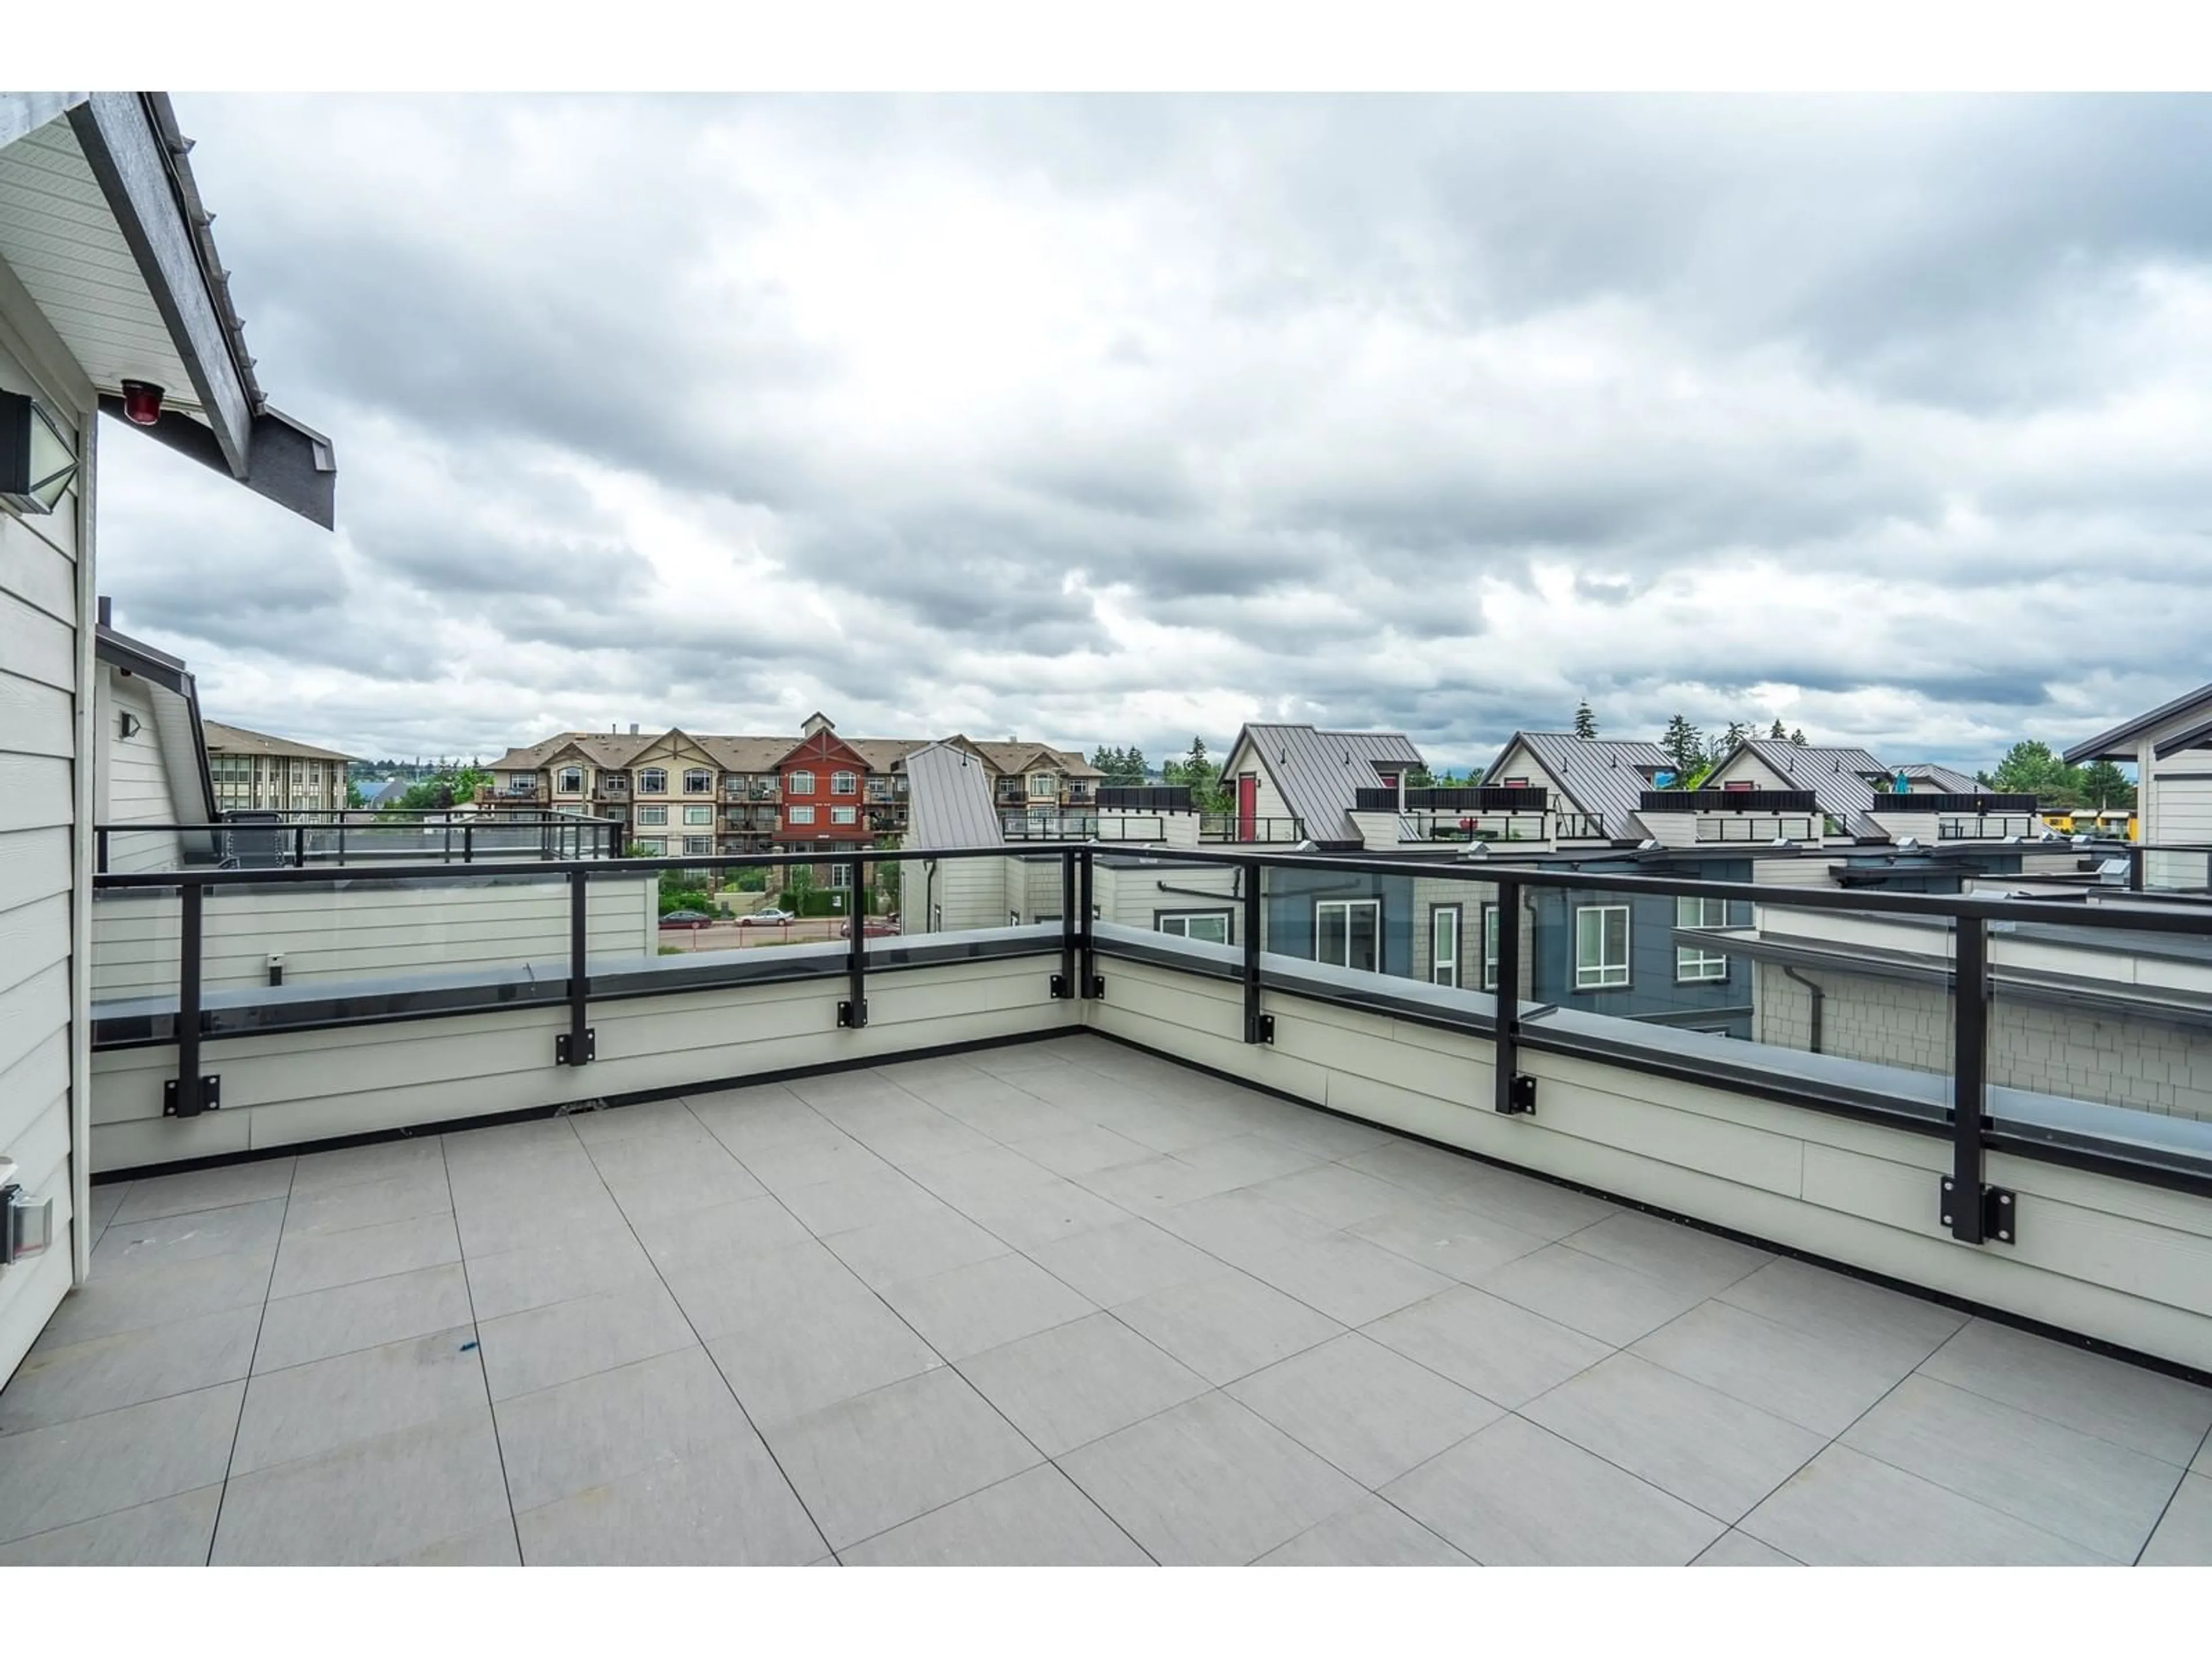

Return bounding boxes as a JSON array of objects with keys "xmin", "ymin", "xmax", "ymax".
[
  {"xmin": 1241, "ymin": 723, "xmax": 1425, "ymax": 843},
  {"xmin": 202, "ymin": 720, "xmax": 359, "ymax": 764}
]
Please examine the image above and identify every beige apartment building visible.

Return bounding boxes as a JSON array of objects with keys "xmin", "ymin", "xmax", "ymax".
[
  {"xmin": 204, "ymin": 720, "xmax": 359, "ymax": 815},
  {"xmin": 480, "ymin": 717, "xmax": 1101, "ymax": 859}
]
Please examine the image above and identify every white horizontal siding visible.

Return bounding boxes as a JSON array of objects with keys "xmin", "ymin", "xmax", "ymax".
[
  {"xmin": 1, "ymin": 298, "xmax": 83, "ymax": 1382},
  {"xmin": 96, "ymin": 669, "xmax": 181, "ymax": 873},
  {"xmin": 90, "ymin": 877, "xmax": 660, "ymax": 999},
  {"xmin": 89, "ymin": 954, "xmax": 1078, "ymax": 1169}
]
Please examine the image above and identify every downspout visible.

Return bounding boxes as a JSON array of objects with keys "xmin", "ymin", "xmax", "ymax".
[{"xmin": 1780, "ymin": 962, "xmax": 1824, "ymax": 1054}]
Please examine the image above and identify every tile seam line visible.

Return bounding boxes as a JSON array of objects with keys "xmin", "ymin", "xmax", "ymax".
[
  {"xmin": 202, "ymin": 1153, "xmax": 294, "ymax": 1565},
  {"xmin": 722, "ymin": 1082, "xmax": 1160, "ymax": 1560},
  {"xmin": 441, "ymin": 1134, "xmax": 522, "ymax": 1568}
]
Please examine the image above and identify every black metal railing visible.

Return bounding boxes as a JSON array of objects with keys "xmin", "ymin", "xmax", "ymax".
[
  {"xmin": 1695, "ymin": 816, "xmax": 1819, "ymax": 843},
  {"xmin": 1555, "ymin": 812, "xmax": 1607, "ymax": 839},
  {"xmin": 1638, "ymin": 789, "xmax": 1820, "ymax": 813},
  {"xmin": 1001, "ymin": 814, "xmax": 1167, "ymax": 842},
  {"xmin": 1096, "ymin": 785, "xmax": 1193, "ymax": 812},
  {"xmin": 1936, "ymin": 816, "xmax": 2041, "ymax": 841},
  {"xmin": 1876, "ymin": 793, "xmax": 2041, "ymax": 814},
  {"xmin": 1353, "ymin": 786, "xmax": 1549, "ymax": 812},
  {"xmin": 94, "ymin": 812, "xmax": 624, "ymax": 873},
  {"xmin": 1198, "ymin": 815, "xmax": 1305, "ymax": 843},
  {"xmin": 89, "ymin": 837, "xmax": 2212, "ymax": 1238}
]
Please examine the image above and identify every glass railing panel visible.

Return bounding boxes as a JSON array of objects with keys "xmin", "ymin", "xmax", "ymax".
[{"xmin": 1982, "ymin": 909, "xmax": 2212, "ymax": 1170}]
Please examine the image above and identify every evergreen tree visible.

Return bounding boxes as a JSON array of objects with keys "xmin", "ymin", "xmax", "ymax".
[
  {"xmin": 2077, "ymin": 758, "xmax": 2137, "ymax": 809},
  {"xmin": 1769, "ymin": 719, "xmax": 1787, "ymax": 740},
  {"xmin": 1573, "ymin": 700, "xmax": 1598, "ymax": 740},
  {"xmin": 1122, "ymin": 745, "xmax": 1147, "ymax": 785},
  {"xmin": 1658, "ymin": 715, "xmax": 1704, "ymax": 785},
  {"xmin": 1790, "ymin": 728, "xmax": 1809, "ymax": 747}
]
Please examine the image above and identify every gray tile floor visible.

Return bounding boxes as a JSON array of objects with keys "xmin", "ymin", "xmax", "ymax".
[{"xmin": 6, "ymin": 1033, "xmax": 2211, "ymax": 1566}]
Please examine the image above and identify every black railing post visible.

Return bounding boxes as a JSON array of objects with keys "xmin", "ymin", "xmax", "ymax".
[
  {"xmin": 336, "ymin": 821, "xmax": 346, "ymax": 866},
  {"xmin": 164, "ymin": 882, "xmax": 217, "ymax": 1117},
  {"xmin": 839, "ymin": 854, "xmax": 869, "ymax": 1028},
  {"xmin": 1055, "ymin": 847, "xmax": 1077, "ymax": 998},
  {"xmin": 293, "ymin": 824, "xmax": 306, "ymax": 869},
  {"xmin": 1078, "ymin": 844, "xmax": 1099, "ymax": 997},
  {"xmin": 1493, "ymin": 877, "xmax": 1533, "ymax": 1114},
  {"xmin": 556, "ymin": 866, "xmax": 593, "ymax": 1066},
  {"xmin": 96, "ymin": 827, "xmax": 108, "ymax": 874},
  {"xmin": 464, "ymin": 824, "xmax": 475, "ymax": 864},
  {"xmin": 1942, "ymin": 915, "xmax": 2010, "ymax": 1243},
  {"xmin": 2130, "ymin": 846, "xmax": 2145, "ymax": 892},
  {"xmin": 1241, "ymin": 858, "xmax": 1268, "ymax": 1043}
]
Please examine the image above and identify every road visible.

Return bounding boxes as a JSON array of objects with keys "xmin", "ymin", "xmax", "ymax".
[{"xmin": 658, "ymin": 918, "xmax": 895, "ymax": 952}]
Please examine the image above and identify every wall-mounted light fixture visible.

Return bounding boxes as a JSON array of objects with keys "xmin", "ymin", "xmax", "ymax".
[
  {"xmin": 118, "ymin": 712, "xmax": 142, "ymax": 740},
  {"xmin": 120, "ymin": 380, "xmax": 165, "ymax": 426},
  {"xmin": 0, "ymin": 390, "xmax": 78, "ymax": 515}
]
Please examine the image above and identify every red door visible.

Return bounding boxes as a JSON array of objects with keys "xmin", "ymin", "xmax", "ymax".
[{"xmin": 1238, "ymin": 774, "xmax": 1257, "ymax": 842}]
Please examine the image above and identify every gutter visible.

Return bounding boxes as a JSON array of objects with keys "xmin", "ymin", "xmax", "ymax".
[{"xmin": 1780, "ymin": 963, "xmax": 1825, "ymax": 1054}]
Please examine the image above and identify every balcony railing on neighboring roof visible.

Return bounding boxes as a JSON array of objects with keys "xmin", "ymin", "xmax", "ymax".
[
  {"xmin": 1354, "ymin": 786, "xmax": 1549, "ymax": 812},
  {"xmin": 1001, "ymin": 813, "xmax": 1166, "ymax": 842},
  {"xmin": 1096, "ymin": 785, "xmax": 1193, "ymax": 812},
  {"xmin": 1876, "ymin": 793, "xmax": 2041, "ymax": 814},
  {"xmin": 1638, "ymin": 789, "xmax": 1820, "ymax": 813},
  {"xmin": 1555, "ymin": 811, "xmax": 1607, "ymax": 838},
  {"xmin": 1198, "ymin": 815, "xmax": 1305, "ymax": 843},
  {"xmin": 1695, "ymin": 816, "xmax": 1819, "ymax": 842}
]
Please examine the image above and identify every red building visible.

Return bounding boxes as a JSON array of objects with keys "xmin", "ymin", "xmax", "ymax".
[{"xmin": 775, "ymin": 714, "xmax": 878, "ymax": 862}]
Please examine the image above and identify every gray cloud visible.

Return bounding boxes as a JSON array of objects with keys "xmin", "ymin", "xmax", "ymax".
[{"xmin": 82, "ymin": 93, "xmax": 2212, "ymax": 775}]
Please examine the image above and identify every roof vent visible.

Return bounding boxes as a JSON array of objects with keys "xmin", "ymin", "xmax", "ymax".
[
  {"xmin": 1896, "ymin": 835, "xmax": 1921, "ymax": 851},
  {"xmin": 1457, "ymin": 842, "xmax": 1490, "ymax": 859},
  {"xmin": 2096, "ymin": 857, "xmax": 2131, "ymax": 885},
  {"xmin": 1771, "ymin": 836, "xmax": 1796, "ymax": 849},
  {"xmin": 1638, "ymin": 838, "xmax": 1660, "ymax": 851}
]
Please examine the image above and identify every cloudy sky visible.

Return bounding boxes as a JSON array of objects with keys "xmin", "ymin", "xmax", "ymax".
[{"xmin": 96, "ymin": 94, "xmax": 2212, "ymax": 775}]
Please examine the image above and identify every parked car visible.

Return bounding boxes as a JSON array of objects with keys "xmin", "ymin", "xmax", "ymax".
[
  {"xmin": 738, "ymin": 907, "xmax": 796, "ymax": 926},
  {"xmin": 658, "ymin": 909, "xmax": 715, "ymax": 930},
  {"xmin": 838, "ymin": 918, "xmax": 900, "ymax": 939}
]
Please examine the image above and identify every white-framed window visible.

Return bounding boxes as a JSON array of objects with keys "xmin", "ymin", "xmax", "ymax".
[
  {"xmin": 1431, "ymin": 904, "xmax": 1460, "ymax": 988},
  {"xmin": 637, "ymin": 767, "xmax": 667, "ymax": 794},
  {"xmin": 1028, "ymin": 771, "xmax": 1057, "ymax": 797},
  {"xmin": 789, "ymin": 805, "xmax": 815, "ymax": 824},
  {"xmin": 684, "ymin": 768, "xmax": 713, "ymax": 794},
  {"xmin": 637, "ymin": 805, "xmax": 668, "ymax": 827},
  {"xmin": 831, "ymin": 805, "xmax": 857, "ymax": 825},
  {"xmin": 831, "ymin": 771, "xmax": 857, "ymax": 795},
  {"xmin": 682, "ymin": 805, "xmax": 713, "ymax": 825},
  {"xmin": 557, "ymin": 767, "xmax": 582, "ymax": 794},
  {"xmin": 1158, "ymin": 911, "xmax": 1232, "ymax": 946},
  {"xmin": 787, "ymin": 770, "xmax": 815, "ymax": 796},
  {"xmin": 827, "ymin": 863, "xmax": 853, "ymax": 889},
  {"xmin": 637, "ymin": 838, "xmax": 666, "ymax": 855},
  {"xmin": 1482, "ymin": 902, "xmax": 1501, "ymax": 991},
  {"xmin": 1676, "ymin": 895, "xmax": 1730, "ymax": 983},
  {"xmin": 683, "ymin": 836, "xmax": 712, "ymax": 855},
  {"xmin": 1574, "ymin": 904, "xmax": 1631, "ymax": 990},
  {"xmin": 1315, "ymin": 898, "xmax": 1381, "ymax": 972}
]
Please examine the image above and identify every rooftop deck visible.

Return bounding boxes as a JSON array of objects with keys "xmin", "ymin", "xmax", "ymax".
[{"xmin": 5, "ymin": 1036, "xmax": 2207, "ymax": 1566}]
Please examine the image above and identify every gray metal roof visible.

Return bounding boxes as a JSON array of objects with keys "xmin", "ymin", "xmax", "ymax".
[
  {"xmin": 2064, "ymin": 682, "xmax": 2212, "ymax": 764},
  {"xmin": 1491, "ymin": 733, "xmax": 1671, "ymax": 839},
  {"xmin": 1900, "ymin": 763, "xmax": 1982, "ymax": 793},
  {"xmin": 1241, "ymin": 723, "xmax": 1425, "ymax": 843},
  {"xmin": 903, "ymin": 740, "xmax": 1003, "ymax": 850},
  {"xmin": 1743, "ymin": 739, "xmax": 1891, "ymax": 836}
]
